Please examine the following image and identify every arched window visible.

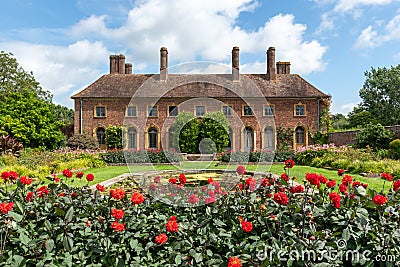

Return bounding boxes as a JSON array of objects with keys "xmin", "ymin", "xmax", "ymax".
[
  {"xmin": 295, "ymin": 126, "xmax": 305, "ymax": 145},
  {"xmin": 244, "ymin": 127, "xmax": 253, "ymax": 152},
  {"xmin": 224, "ymin": 127, "xmax": 233, "ymax": 151},
  {"xmin": 96, "ymin": 127, "xmax": 106, "ymax": 145},
  {"xmin": 148, "ymin": 127, "xmax": 158, "ymax": 149},
  {"xmin": 127, "ymin": 127, "xmax": 137, "ymax": 149},
  {"xmin": 168, "ymin": 129, "xmax": 175, "ymax": 150},
  {"xmin": 264, "ymin": 126, "xmax": 275, "ymax": 151}
]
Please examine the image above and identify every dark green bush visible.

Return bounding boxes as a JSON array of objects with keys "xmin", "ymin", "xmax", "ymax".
[
  {"xmin": 389, "ymin": 139, "xmax": 400, "ymax": 160},
  {"xmin": 67, "ymin": 134, "xmax": 99, "ymax": 150},
  {"xmin": 355, "ymin": 123, "xmax": 394, "ymax": 150},
  {"xmin": 102, "ymin": 150, "xmax": 182, "ymax": 164}
]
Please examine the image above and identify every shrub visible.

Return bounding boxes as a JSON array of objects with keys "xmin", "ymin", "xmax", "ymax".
[
  {"xmin": 355, "ymin": 123, "xmax": 394, "ymax": 150},
  {"xmin": 105, "ymin": 125, "xmax": 124, "ymax": 149},
  {"xmin": 102, "ymin": 150, "xmax": 182, "ymax": 164},
  {"xmin": 67, "ymin": 134, "xmax": 99, "ymax": 150},
  {"xmin": 0, "ymin": 135, "xmax": 23, "ymax": 156},
  {"xmin": 199, "ymin": 112, "xmax": 229, "ymax": 153},
  {"xmin": 389, "ymin": 139, "xmax": 400, "ymax": 159}
]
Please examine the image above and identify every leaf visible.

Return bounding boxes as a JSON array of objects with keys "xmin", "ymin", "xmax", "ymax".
[
  {"xmin": 55, "ymin": 207, "xmax": 65, "ymax": 216},
  {"xmin": 8, "ymin": 211, "xmax": 23, "ymax": 222},
  {"xmin": 14, "ymin": 201, "xmax": 24, "ymax": 214},
  {"xmin": 44, "ymin": 220, "xmax": 52, "ymax": 232},
  {"xmin": 65, "ymin": 206, "xmax": 74, "ymax": 223},
  {"xmin": 19, "ymin": 231, "xmax": 31, "ymax": 245},
  {"xmin": 63, "ymin": 235, "xmax": 74, "ymax": 252},
  {"xmin": 175, "ymin": 254, "xmax": 182, "ymax": 265},
  {"xmin": 46, "ymin": 239, "xmax": 55, "ymax": 252},
  {"xmin": 12, "ymin": 255, "xmax": 26, "ymax": 267},
  {"xmin": 342, "ymin": 227, "xmax": 351, "ymax": 241}
]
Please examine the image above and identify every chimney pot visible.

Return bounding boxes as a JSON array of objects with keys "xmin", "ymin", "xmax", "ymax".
[
  {"xmin": 232, "ymin": 46, "xmax": 239, "ymax": 81},
  {"xmin": 267, "ymin": 47, "xmax": 276, "ymax": 80},
  {"xmin": 277, "ymin": 61, "xmax": 291, "ymax": 74},
  {"xmin": 160, "ymin": 47, "xmax": 168, "ymax": 81},
  {"xmin": 118, "ymin": 54, "xmax": 126, "ymax": 74},
  {"xmin": 125, "ymin": 63, "xmax": 132, "ymax": 74},
  {"xmin": 110, "ymin": 55, "xmax": 118, "ymax": 74}
]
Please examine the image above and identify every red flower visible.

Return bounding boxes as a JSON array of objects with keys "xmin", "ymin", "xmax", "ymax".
[
  {"xmin": 86, "ymin": 220, "xmax": 90, "ymax": 227},
  {"xmin": 1, "ymin": 171, "xmax": 10, "ymax": 181},
  {"xmin": 36, "ymin": 186, "xmax": 49, "ymax": 197},
  {"xmin": 381, "ymin": 172, "xmax": 393, "ymax": 181},
  {"xmin": 318, "ymin": 174, "xmax": 328, "ymax": 184},
  {"xmin": 8, "ymin": 171, "xmax": 18, "ymax": 180},
  {"xmin": 179, "ymin": 173, "xmax": 186, "ymax": 185},
  {"xmin": 154, "ymin": 176, "xmax": 161, "ymax": 183},
  {"xmin": 168, "ymin": 178, "xmax": 177, "ymax": 184},
  {"xmin": 329, "ymin": 192, "xmax": 341, "ymax": 208},
  {"xmin": 362, "ymin": 183, "xmax": 369, "ymax": 189},
  {"xmin": 306, "ymin": 173, "xmax": 320, "ymax": 188},
  {"xmin": 131, "ymin": 192, "xmax": 145, "ymax": 204},
  {"xmin": 83, "ymin": 173, "xmax": 94, "ymax": 182},
  {"xmin": 54, "ymin": 177, "xmax": 60, "ymax": 183},
  {"xmin": 241, "ymin": 220, "xmax": 253, "ymax": 233},
  {"xmin": 166, "ymin": 216, "xmax": 179, "ymax": 232},
  {"xmin": 76, "ymin": 172, "xmax": 84, "ymax": 179},
  {"xmin": 236, "ymin": 165, "xmax": 246, "ymax": 175},
  {"xmin": 373, "ymin": 194, "xmax": 387, "ymax": 205},
  {"xmin": 326, "ymin": 180, "xmax": 336, "ymax": 188},
  {"xmin": 110, "ymin": 188, "xmax": 125, "ymax": 200},
  {"xmin": 273, "ymin": 192, "xmax": 289, "ymax": 205},
  {"xmin": 155, "ymin": 233, "xmax": 168, "ymax": 244},
  {"xmin": 19, "ymin": 176, "xmax": 33, "ymax": 185},
  {"xmin": 261, "ymin": 178, "xmax": 270, "ymax": 187},
  {"xmin": 207, "ymin": 178, "xmax": 215, "ymax": 184},
  {"xmin": 245, "ymin": 177, "xmax": 257, "ymax": 191},
  {"xmin": 188, "ymin": 194, "xmax": 198, "ymax": 204},
  {"xmin": 289, "ymin": 185, "xmax": 304, "ymax": 194},
  {"xmin": 341, "ymin": 175, "xmax": 353, "ymax": 186},
  {"xmin": 25, "ymin": 191, "xmax": 34, "ymax": 202},
  {"xmin": 394, "ymin": 180, "xmax": 400, "ymax": 192},
  {"xmin": 110, "ymin": 221, "xmax": 125, "ymax": 232},
  {"xmin": 339, "ymin": 183, "xmax": 348, "ymax": 194},
  {"xmin": 111, "ymin": 208, "xmax": 124, "ymax": 220},
  {"xmin": 337, "ymin": 169, "xmax": 345, "ymax": 176},
  {"xmin": 0, "ymin": 202, "xmax": 14, "ymax": 214},
  {"xmin": 280, "ymin": 173, "xmax": 290, "ymax": 182},
  {"xmin": 284, "ymin": 159, "xmax": 295, "ymax": 169},
  {"xmin": 96, "ymin": 184, "xmax": 105, "ymax": 192},
  {"xmin": 71, "ymin": 192, "xmax": 78, "ymax": 198},
  {"xmin": 58, "ymin": 192, "xmax": 66, "ymax": 197},
  {"xmin": 62, "ymin": 169, "xmax": 73, "ymax": 178},
  {"xmin": 228, "ymin": 257, "xmax": 242, "ymax": 267},
  {"xmin": 352, "ymin": 181, "xmax": 362, "ymax": 188},
  {"xmin": 205, "ymin": 197, "xmax": 216, "ymax": 204}
]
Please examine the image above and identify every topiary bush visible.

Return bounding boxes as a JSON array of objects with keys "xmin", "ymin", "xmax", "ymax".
[
  {"xmin": 389, "ymin": 139, "xmax": 400, "ymax": 160},
  {"xmin": 67, "ymin": 134, "xmax": 99, "ymax": 150}
]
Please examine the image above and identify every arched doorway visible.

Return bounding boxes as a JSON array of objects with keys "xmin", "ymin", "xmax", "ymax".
[
  {"xmin": 96, "ymin": 127, "xmax": 106, "ymax": 146},
  {"xmin": 148, "ymin": 127, "xmax": 158, "ymax": 149},
  {"xmin": 244, "ymin": 127, "xmax": 253, "ymax": 152},
  {"xmin": 295, "ymin": 126, "xmax": 305, "ymax": 148}
]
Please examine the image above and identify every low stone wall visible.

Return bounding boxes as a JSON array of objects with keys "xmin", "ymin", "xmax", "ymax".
[{"xmin": 328, "ymin": 125, "xmax": 400, "ymax": 146}]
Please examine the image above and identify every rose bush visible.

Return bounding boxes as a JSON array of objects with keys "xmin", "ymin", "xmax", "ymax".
[{"xmin": 1, "ymin": 164, "xmax": 400, "ymax": 266}]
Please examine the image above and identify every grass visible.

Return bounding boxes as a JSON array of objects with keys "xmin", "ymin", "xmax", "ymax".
[{"xmin": 76, "ymin": 161, "xmax": 388, "ymax": 193}]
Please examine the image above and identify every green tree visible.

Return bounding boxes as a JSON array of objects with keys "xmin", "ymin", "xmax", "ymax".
[
  {"xmin": 199, "ymin": 111, "xmax": 229, "ymax": 153},
  {"xmin": 0, "ymin": 51, "xmax": 66, "ymax": 149},
  {"xmin": 359, "ymin": 65, "xmax": 400, "ymax": 126},
  {"xmin": 355, "ymin": 123, "xmax": 394, "ymax": 150},
  {"xmin": 54, "ymin": 104, "xmax": 74, "ymax": 125},
  {"xmin": 347, "ymin": 107, "xmax": 378, "ymax": 129},
  {"xmin": 170, "ymin": 112, "xmax": 200, "ymax": 153},
  {"xmin": 105, "ymin": 125, "xmax": 125, "ymax": 149},
  {"xmin": 331, "ymin": 113, "xmax": 349, "ymax": 130}
]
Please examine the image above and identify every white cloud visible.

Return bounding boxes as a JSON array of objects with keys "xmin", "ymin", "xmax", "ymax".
[
  {"xmin": 333, "ymin": 0, "xmax": 393, "ymax": 13},
  {"xmin": 330, "ymin": 101, "xmax": 358, "ymax": 115}
]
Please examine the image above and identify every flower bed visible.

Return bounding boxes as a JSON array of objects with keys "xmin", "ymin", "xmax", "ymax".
[
  {"xmin": 1, "ymin": 163, "xmax": 400, "ymax": 266},
  {"xmin": 102, "ymin": 149, "xmax": 183, "ymax": 164}
]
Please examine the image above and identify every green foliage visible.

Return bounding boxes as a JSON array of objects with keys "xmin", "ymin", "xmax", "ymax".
[
  {"xmin": 355, "ymin": 123, "xmax": 394, "ymax": 150},
  {"xmin": 53, "ymin": 104, "xmax": 74, "ymax": 125},
  {"xmin": 347, "ymin": 108, "xmax": 378, "ymax": 129},
  {"xmin": 0, "ymin": 135, "xmax": 23, "ymax": 156},
  {"xmin": 309, "ymin": 130, "xmax": 329, "ymax": 145},
  {"xmin": 102, "ymin": 150, "xmax": 182, "ymax": 164},
  {"xmin": 218, "ymin": 150, "xmax": 294, "ymax": 163},
  {"xmin": 170, "ymin": 112, "xmax": 200, "ymax": 153},
  {"xmin": 319, "ymin": 106, "xmax": 332, "ymax": 131},
  {"xmin": 359, "ymin": 64, "xmax": 400, "ymax": 126},
  {"xmin": 105, "ymin": 125, "xmax": 125, "ymax": 149},
  {"xmin": 331, "ymin": 113, "xmax": 349, "ymax": 130},
  {"xmin": 199, "ymin": 111, "xmax": 229, "ymax": 153},
  {"xmin": 276, "ymin": 127, "xmax": 294, "ymax": 150},
  {"xmin": 389, "ymin": 139, "xmax": 400, "ymax": 160},
  {"xmin": 67, "ymin": 134, "xmax": 99, "ymax": 150}
]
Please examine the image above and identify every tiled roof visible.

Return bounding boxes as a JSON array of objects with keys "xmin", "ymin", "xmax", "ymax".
[{"xmin": 71, "ymin": 73, "xmax": 330, "ymax": 99}]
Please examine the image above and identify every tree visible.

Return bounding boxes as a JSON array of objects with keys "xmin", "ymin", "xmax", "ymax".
[
  {"xmin": 331, "ymin": 113, "xmax": 349, "ymax": 130},
  {"xmin": 0, "ymin": 51, "xmax": 66, "ymax": 149},
  {"xmin": 199, "ymin": 111, "xmax": 229, "ymax": 153},
  {"xmin": 355, "ymin": 123, "xmax": 394, "ymax": 150},
  {"xmin": 359, "ymin": 65, "xmax": 400, "ymax": 126},
  {"xmin": 170, "ymin": 112, "xmax": 200, "ymax": 153},
  {"xmin": 347, "ymin": 107, "xmax": 378, "ymax": 129},
  {"xmin": 54, "ymin": 104, "xmax": 74, "ymax": 125}
]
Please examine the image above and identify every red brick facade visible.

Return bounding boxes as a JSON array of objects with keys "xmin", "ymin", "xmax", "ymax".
[{"xmin": 72, "ymin": 47, "xmax": 330, "ymax": 151}]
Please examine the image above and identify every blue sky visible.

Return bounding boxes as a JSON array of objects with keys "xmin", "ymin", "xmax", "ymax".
[{"xmin": 1, "ymin": 0, "xmax": 400, "ymax": 115}]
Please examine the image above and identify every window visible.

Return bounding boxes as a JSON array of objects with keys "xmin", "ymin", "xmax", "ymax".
[
  {"xmin": 127, "ymin": 127, "xmax": 137, "ymax": 149},
  {"xmin": 295, "ymin": 104, "xmax": 305, "ymax": 116},
  {"xmin": 95, "ymin": 107, "xmax": 106, "ymax": 117},
  {"xmin": 295, "ymin": 126, "xmax": 305, "ymax": 144},
  {"xmin": 126, "ymin": 106, "xmax": 137, "ymax": 117},
  {"xmin": 196, "ymin": 106, "xmax": 205, "ymax": 117},
  {"xmin": 148, "ymin": 127, "xmax": 158, "ymax": 149},
  {"xmin": 244, "ymin": 127, "xmax": 253, "ymax": 152},
  {"xmin": 148, "ymin": 106, "xmax": 158, "ymax": 117},
  {"xmin": 243, "ymin": 105, "xmax": 254, "ymax": 116},
  {"xmin": 168, "ymin": 106, "xmax": 178, "ymax": 117},
  {"xmin": 222, "ymin": 105, "xmax": 232, "ymax": 116},
  {"xmin": 96, "ymin": 127, "xmax": 106, "ymax": 145},
  {"xmin": 264, "ymin": 127, "xmax": 275, "ymax": 151},
  {"xmin": 225, "ymin": 127, "xmax": 233, "ymax": 150},
  {"xmin": 264, "ymin": 105, "xmax": 274, "ymax": 116}
]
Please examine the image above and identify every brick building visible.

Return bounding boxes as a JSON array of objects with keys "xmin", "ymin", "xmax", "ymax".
[{"xmin": 71, "ymin": 46, "xmax": 330, "ymax": 151}]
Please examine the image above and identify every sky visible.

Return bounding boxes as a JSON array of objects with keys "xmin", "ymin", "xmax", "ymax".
[{"xmin": 1, "ymin": 0, "xmax": 400, "ymax": 115}]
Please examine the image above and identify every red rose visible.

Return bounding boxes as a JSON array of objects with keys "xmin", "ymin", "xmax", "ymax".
[
  {"xmin": 96, "ymin": 184, "xmax": 105, "ymax": 192},
  {"xmin": 241, "ymin": 220, "xmax": 253, "ymax": 233},
  {"xmin": 179, "ymin": 173, "xmax": 186, "ymax": 185},
  {"xmin": 205, "ymin": 197, "xmax": 216, "ymax": 204},
  {"xmin": 86, "ymin": 220, "xmax": 90, "ymax": 227},
  {"xmin": 188, "ymin": 194, "xmax": 198, "ymax": 204},
  {"xmin": 394, "ymin": 180, "xmax": 400, "ymax": 192},
  {"xmin": 337, "ymin": 169, "xmax": 345, "ymax": 176},
  {"xmin": 155, "ymin": 233, "xmax": 168, "ymax": 244},
  {"xmin": 54, "ymin": 177, "xmax": 60, "ymax": 183},
  {"xmin": 8, "ymin": 171, "xmax": 18, "ymax": 180},
  {"xmin": 110, "ymin": 221, "xmax": 125, "ymax": 232},
  {"xmin": 228, "ymin": 257, "xmax": 242, "ymax": 267},
  {"xmin": 25, "ymin": 191, "xmax": 34, "ymax": 202},
  {"xmin": 329, "ymin": 192, "xmax": 341, "ymax": 208},
  {"xmin": 168, "ymin": 178, "xmax": 177, "ymax": 184},
  {"xmin": 341, "ymin": 175, "xmax": 353, "ymax": 186},
  {"xmin": 36, "ymin": 186, "xmax": 50, "ymax": 197},
  {"xmin": 318, "ymin": 174, "xmax": 328, "ymax": 184},
  {"xmin": 289, "ymin": 185, "xmax": 304, "ymax": 194},
  {"xmin": 1, "ymin": 171, "xmax": 10, "ymax": 181},
  {"xmin": 273, "ymin": 192, "xmax": 289, "ymax": 205},
  {"xmin": 71, "ymin": 192, "xmax": 78, "ymax": 198},
  {"xmin": 281, "ymin": 173, "xmax": 290, "ymax": 182},
  {"xmin": 352, "ymin": 181, "xmax": 361, "ymax": 188},
  {"xmin": 19, "ymin": 176, "xmax": 33, "ymax": 185},
  {"xmin": 76, "ymin": 172, "xmax": 84, "ymax": 179},
  {"xmin": 62, "ymin": 169, "xmax": 73, "ymax": 178},
  {"xmin": 86, "ymin": 174, "xmax": 94, "ymax": 182},
  {"xmin": 58, "ymin": 192, "xmax": 66, "ymax": 197},
  {"xmin": 207, "ymin": 178, "xmax": 214, "ymax": 184},
  {"xmin": 362, "ymin": 183, "xmax": 369, "ymax": 189},
  {"xmin": 373, "ymin": 194, "xmax": 387, "ymax": 206},
  {"xmin": 261, "ymin": 178, "xmax": 270, "ymax": 187},
  {"xmin": 339, "ymin": 183, "xmax": 348, "ymax": 194},
  {"xmin": 154, "ymin": 176, "xmax": 161, "ymax": 183},
  {"xmin": 166, "ymin": 216, "xmax": 179, "ymax": 232},
  {"xmin": 131, "ymin": 192, "xmax": 145, "ymax": 204},
  {"xmin": 305, "ymin": 173, "xmax": 320, "ymax": 188},
  {"xmin": 0, "ymin": 202, "xmax": 14, "ymax": 214},
  {"xmin": 111, "ymin": 208, "xmax": 124, "ymax": 220},
  {"xmin": 284, "ymin": 159, "xmax": 295, "ymax": 169},
  {"xmin": 236, "ymin": 165, "xmax": 246, "ymax": 175},
  {"xmin": 326, "ymin": 180, "xmax": 336, "ymax": 188},
  {"xmin": 110, "ymin": 188, "xmax": 125, "ymax": 200},
  {"xmin": 381, "ymin": 172, "xmax": 393, "ymax": 181}
]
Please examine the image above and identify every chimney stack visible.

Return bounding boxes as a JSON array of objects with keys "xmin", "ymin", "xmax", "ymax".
[
  {"xmin": 277, "ymin": 62, "xmax": 290, "ymax": 74},
  {"xmin": 109, "ymin": 54, "xmax": 126, "ymax": 74},
  {"xmin": 232, "ymin": 46, "xmax": 239, "ymax": 81},
  {"xmin": 118, "ymin": 55, "xmax": 125, "ymax": 74},
  {"xmin": 160, "ymin": 47, "xmax": 168, "ymax": 81},
  {"xmin": 110, "ymin": 55, "xmax": 118, "ymax": 74},
  {"xmin": 266, "ymin": 47, "xmax": 276, "ymax": 81},
  {"xmin": 125, "ymin": 63, "xmax": 132, "ymax": 74}
]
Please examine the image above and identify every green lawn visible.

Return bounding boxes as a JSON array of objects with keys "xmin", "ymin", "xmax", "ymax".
[{"xmin": 80, "ymin": 162, "xmax": 388, "ymax": 193}]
